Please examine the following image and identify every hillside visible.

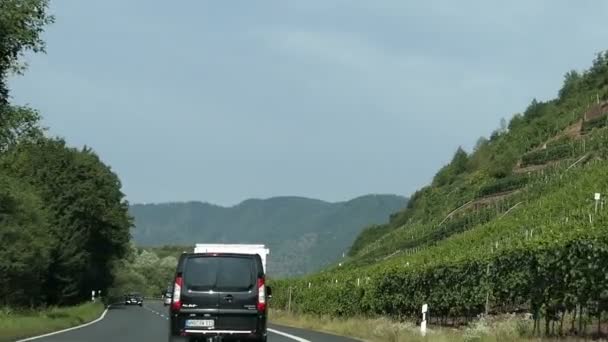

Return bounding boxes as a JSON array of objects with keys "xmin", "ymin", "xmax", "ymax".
[
  {"xmin": 271, "ymin": 51, "xmax": 608, "ymax": 337},
  {"xmin": 129, "ymin": 194, "xmax": 407, "ymax": 277}
]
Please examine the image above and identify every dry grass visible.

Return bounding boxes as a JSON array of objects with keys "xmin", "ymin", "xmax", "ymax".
[{"xmin": 269, "ymin": 310, "xmax": 604, "ymax": 342}]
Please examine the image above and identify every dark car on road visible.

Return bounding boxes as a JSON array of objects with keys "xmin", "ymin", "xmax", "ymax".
[
  {"xmin": 168, "ymin": 252, "xmax": 271, "ymax": 342},
  {"xmin": 124, "ymin": 292, "xmax": 143, "ymax": 306}
]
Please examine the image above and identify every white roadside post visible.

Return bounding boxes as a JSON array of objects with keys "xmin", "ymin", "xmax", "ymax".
[
  {"xmin": 91, "ymin": 290, "xmax": 95, "ymax": 302},
  {"xmin": 595, "ymin": 193, "xmax": 601, "ymax": 214},
  {"xmin": 421, "ymin": 304, "xmax": 428, "ymax": 336}
]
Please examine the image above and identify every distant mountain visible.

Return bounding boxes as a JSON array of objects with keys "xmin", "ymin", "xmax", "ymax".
[{"xmin": 130, "ymin": 194, "xmax": 407, "ymax": 277}]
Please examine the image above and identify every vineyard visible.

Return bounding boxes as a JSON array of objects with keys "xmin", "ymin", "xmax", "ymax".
[
  {"xmin": 270, "ymin": 51, "xmax": 608, "ymax": 338},
  {"xmin": 271, "ymin": 162, "xmax": 608, "ymax": 337}
]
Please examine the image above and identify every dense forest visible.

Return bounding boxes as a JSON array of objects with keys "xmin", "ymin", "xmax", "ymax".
[
  {"xmin": 0, "ymin": 0, "xmax": 132, "ymax": 307},
  {"xmin": 271, "ymin": 51, "xmax": 608, "ymax": 338},
  {"xmin": 130, "ymin": 195, "xmax": 407, "ymax": 277}
]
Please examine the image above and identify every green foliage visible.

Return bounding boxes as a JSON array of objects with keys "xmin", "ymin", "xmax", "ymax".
[
  {"xmin": 0, "ymin": 105, "xmax": 43, "ymax": 153},
  {"xmin": 433, "ymin": 147, "xmax": 469, "ymax": 186},
  {"xmin": 348, "ymin": 225, "xmax": 391, "ymax": 257},
  {"xmin": 558, "ymin": 70, "xmax": 582, "ymax": 101},
  {"xmin": 271, "ymin": 163, "xmax": 608, "ymax": 334},
  {"xmin": 0, "ymin": 172, "xmax": 51, "ymax": 307},
  {"xmin": 521, "ymin": 144, "xmax": 575, "ymax": 167},
  {"xmin": 273, "ymin": 51, "xmax": 608, "ymax": 339},
  {"xmin": 1, "ymin": 139, "xmax": 132, "ymax": 305},
  {"xmin": 487, "ymin": 144, "xmax": 518, "ymax": 178},
  {"xmin": 0, "ymin": 1, "xmax": 133, "ymax": 310},
  {"xmin": 141, "ymin": 245, "xmax": 191, "ymax": 260},
  {"xmin": 0, "ymin": 0, "xmax": 53, "ymax": 103},
  {"xmin": 476, "ymin": 175, "xmax": 528, "ymax": 197},
  {"xmin": 107, "ymin": 246, "xmax": 179, "ymax": 298},
  {"xmin": 582, "ymin": 115, "xmax": 608, "ymax": 133}
]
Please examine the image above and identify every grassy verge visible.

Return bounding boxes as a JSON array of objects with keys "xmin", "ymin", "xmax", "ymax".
[
  {"xmin": 269, "ymin": 310, "xmax": 594, "ymax": 342},
  {"xmin": 0, "ymin": 301, "xmax": 105, "ymax": 342}
]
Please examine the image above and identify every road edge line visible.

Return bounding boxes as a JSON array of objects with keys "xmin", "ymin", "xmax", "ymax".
[
  {"xmin": 268, "ymin": 328, "xmax": 312, "ymax": 342},
  {"xmin": 15, "ymin": 304, "xmax": 112, "ymax": 342}
]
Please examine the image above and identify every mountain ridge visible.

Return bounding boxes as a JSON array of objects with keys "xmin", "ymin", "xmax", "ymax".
[
  {"xmin": 132, "ymin": 193, "xmax": 402, "ymax": 209},
  {"xmin": 129, "ymin": 194, "xmax": 407, "ymax": 277}
]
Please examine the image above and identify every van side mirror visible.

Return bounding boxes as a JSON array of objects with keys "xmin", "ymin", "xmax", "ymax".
[{"xmin": 266, "ymin": 286, "xmax": 272, "ymax": 298}]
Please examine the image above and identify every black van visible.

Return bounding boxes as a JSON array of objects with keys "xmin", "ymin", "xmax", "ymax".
[{"xmin": 168, "ymin": 252, "xmax": 271, "ymax": 342}]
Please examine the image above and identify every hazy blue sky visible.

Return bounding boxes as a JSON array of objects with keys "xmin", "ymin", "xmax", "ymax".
[{"xmin": 8, "ymin": 1, "xmax": 608, "ymax": 205}]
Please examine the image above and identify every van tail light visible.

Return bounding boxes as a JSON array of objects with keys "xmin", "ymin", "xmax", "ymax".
[
  {"xmin": 171, "ymin": 276, "xmax": 183, "ymax": 311},
  {"xmin": 257, "ymin": 277, "xmax": 266, "ymax": 312}
]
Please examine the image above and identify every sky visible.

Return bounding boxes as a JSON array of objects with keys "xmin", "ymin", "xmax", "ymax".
[{"xmin": 8, "ymin": 0, "xmax": 608, "ymax": 206}]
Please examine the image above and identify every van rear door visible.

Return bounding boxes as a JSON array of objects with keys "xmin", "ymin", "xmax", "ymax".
[
  {"xmin": 214, "ymin": 255, "xmax": 260, "ymax": 332},
  {"xmin": 180, "ymin": 256, "xmax": 221, "ymax": 330}
]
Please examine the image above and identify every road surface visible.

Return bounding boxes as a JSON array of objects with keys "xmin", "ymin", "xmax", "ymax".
[{"xmin": 29, "ymin": 300, "xmax": 358, "ymax": 342}]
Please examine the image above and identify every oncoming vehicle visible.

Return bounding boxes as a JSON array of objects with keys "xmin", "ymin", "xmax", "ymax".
[
  {"xmin": 124, "ymin": 293, "xmax": 143, "ymax": 306},
  {"xmin": 168, "ymin": 252, "xmax": 272, "ymax": 342}
]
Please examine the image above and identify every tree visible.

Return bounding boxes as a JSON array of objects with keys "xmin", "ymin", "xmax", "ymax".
[
  {"xmin": 474, "ymin": 137, "xmax": 488, "ymax": 152},
  {"xmin": 0, "ymin": 0, "xmax": 54, "ymax": 104},
  {"xmin": 0, "ymin": 105, "xmax": 43, "ymax": 153},
  {"xmin": 558, "ymin": 70, "xmax": 581, "ymax": 101},
  {"xmin": 135, "ymin": 250, "xmax": 160, "ymax": 268},
  {"xmin": 0, "ymin": 0, "xmax": 49, "ymax": 156},
  {"xmin": 0, "ymin": 172, "xmax": 52, "ymax": 307},
  {"xmin": 523, "ymin": 98, "xmax": 543, "ymax": 122},
  {"xmin": 499, "ymin": 117, "xmax": 508, "ymax": 133},
  {"xmin": 433, "ymin": 147, "xmax": 469, "ymax": 186},
  {"xmin": 2, "ymin": 138, "xmax": 132, "ymax": 304},
  {"xmin": 508, "ymin": 114, "xmax": 524, "ymax": 132},
  {"xmin": 451, "ymin": 146, "xmax": 469, "ymax": 174},
  {"xmin": 159, "ymin": 256, "xmax": 178, "ymax": 268},
  {"xmin": 488, "ymin": 144, "xmax": 517, "ymax": 178}
]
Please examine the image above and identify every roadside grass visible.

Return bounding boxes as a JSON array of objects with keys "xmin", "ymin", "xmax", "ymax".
[
  {"xmin": 0, "ymin": 301, "xmax": 105, "ymax": 342},
  {"xmin": 269, "ymin": 310, "xmax": 601, "ymax": 342}
]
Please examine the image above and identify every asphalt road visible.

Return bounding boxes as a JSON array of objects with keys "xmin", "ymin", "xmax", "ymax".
[{"xmin": 29, "ymin": 300, "xmax": 358, "ymax": 342}]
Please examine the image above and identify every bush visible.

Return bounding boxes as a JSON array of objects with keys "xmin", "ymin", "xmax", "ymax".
[
  {"xmin": 581, "ymin": 115, "xmax": 608, "ymax": 133},
  {"xmin": 521, "ymin": 144, "xmax": 574, "ymax": 166},
  {"xmin": 477, "ymin": 176, "xmax": 528, "ymax": 197}
]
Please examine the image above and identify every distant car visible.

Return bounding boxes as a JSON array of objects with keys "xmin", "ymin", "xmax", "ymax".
[
  {"xmin": 124, "ymin": 293, "xmax": 143, "ymax": 306},
  {"xmin": 163, "ymin": 291, "xmax": 172, "ymax": 306}
]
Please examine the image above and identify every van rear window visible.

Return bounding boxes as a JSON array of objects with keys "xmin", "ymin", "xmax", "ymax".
[{"xmin": 184, "ymin": 256, "xmax": 255, "ymax": 292}]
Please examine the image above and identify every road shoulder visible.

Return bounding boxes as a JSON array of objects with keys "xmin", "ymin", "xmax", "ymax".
[{"xmin": 10, "ymin": 303, "xmax": 108, "ymax": 342}]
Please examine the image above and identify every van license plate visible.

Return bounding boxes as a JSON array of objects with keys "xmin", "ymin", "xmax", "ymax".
[{"xmin": 186, "ymin": 319, "xmax": 214, "ymax": 328}]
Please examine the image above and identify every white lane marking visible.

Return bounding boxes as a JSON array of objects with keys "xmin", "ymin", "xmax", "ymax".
[
  {"xmin": 143, "ymin": 304, "xmax": 168, "ymax": 321},
  {"xmin": 268, "ymin": 328, "xmax": 312, "ymax": 342},
  {"xmin": 15, "ymin": 306, "xmax": 111, "ymax": 342}
]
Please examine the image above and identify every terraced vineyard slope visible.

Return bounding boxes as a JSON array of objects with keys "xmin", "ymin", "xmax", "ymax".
[{"xmin": 271, "ymin": 51, "xmax": 608, "ymax": 338}]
